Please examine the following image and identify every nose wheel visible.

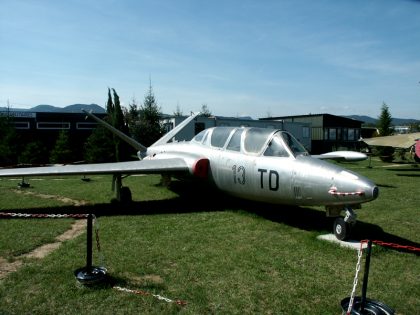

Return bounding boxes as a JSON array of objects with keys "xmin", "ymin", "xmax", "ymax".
[
  {"xmin": 333, "ymin": 207, "xmax": 356, "ymax": 241},
  {"xmin": 334, "ymin": 217, "xmax": 351, "ymax": 241}
]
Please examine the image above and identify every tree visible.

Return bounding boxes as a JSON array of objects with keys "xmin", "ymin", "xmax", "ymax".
[
  {"xmin": 84, "ymin": 125, "xmax": 115, "ymax": 163},
  {"xmin": 200, "ymin": 104, "xmax": 212, "ymax": 117},
  {"xmin": 377, "ymin": 102, "xmax": 394, "ymax": 136},
  {"xmin": 84, "ymin": 88, "xmax": 132, "ymax": 163},
  {"xmin": 173, "ymin": 104, "xmax": 183, "ymax": 117},
  {"xmin": 19, "ymin": 141, "xmax": 48, "ymax": 165},
  {"xmin": 376, "ymin": 102, "xmax": 395, "ymax": 161},
  {"xmin": 50, "ymin": 130, "xmax": 73, "ymax": 164},
  {"xmin": 0, "ymin": 114, "xmax": 17, "ymax": 166},
  {"xmin": 131, "ymin": 83, "xmax": 164, "ymax": 147},
  {"xmin": 109, "ymin": 88, "xmax": 129, "ymax": 161}
]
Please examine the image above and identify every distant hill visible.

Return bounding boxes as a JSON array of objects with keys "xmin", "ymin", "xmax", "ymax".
[
  {"xmin": 344, "ymin": 115, "xmax": 420, "ymax": 126},
  {"xmin": 0, "ymin": 104, "xmax": 106, "ymax": 113}
]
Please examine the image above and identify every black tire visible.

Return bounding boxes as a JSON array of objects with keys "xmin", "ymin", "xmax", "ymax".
[
  {"xmin": 120, "ymin": 186, "xmax": 132, "ymax": 203},
  {"xmin": 333, "ymin": 217, "xmax": 351, "ymax": 241}
]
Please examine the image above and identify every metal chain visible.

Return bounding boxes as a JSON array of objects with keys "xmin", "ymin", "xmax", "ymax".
[
  {"xmin": 113, "ymin": 286, "xmax": 187, "ymax": 306},
  {"xmin": 372, "ymin": 240, "xmax": 420, "ymax": 252},
  {"xmin": 0, "ymin": 212, "xmax": 88, "ymax": 219},
  {"xmin": 92, "ymin": 214, "xmax": 106, "ymax": 267},
  {"xmin": 346, "ymin": 240, "xmax": 366, "ymax": 315}
]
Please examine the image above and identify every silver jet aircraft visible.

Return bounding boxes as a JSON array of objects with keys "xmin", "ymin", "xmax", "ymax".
[{"xmin": 0, "ymin": 112, "xmax": 378, "ymax": 240}]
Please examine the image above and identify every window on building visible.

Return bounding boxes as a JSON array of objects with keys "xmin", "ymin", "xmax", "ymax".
[
  {"xmin": 76, "ymin": 122, "xmax": 98, "ymax": 130},
  {"xmin": 348, "ymin": 129, "xmax": 355, "ymax": 140},
  {"xmin": 163, "ymin": 122, "xmax": 174, "ymax": 133},
  {"xmin": 13, "ymin": 121, "xmax": 30, "ymax": 129},
  {"xmin": 343, "ymin": 128, "xmax": 348, "ymax": 141},
  {"xmin": 329, "ymin": 128, "xmax": 337, "ymax": 140},
  {"xmin": 37, "ymin": 122, "xmax": 70, "ymax": 129}
]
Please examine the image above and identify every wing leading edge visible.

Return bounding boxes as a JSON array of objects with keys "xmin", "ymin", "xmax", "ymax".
[{"xmin": 0, "ymin": 158, "xmax": 189, "ymax": 178}]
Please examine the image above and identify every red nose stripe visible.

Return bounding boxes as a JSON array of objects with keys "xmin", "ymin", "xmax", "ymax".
[{"xmin": 328, "ymin": 187, "xmax": 365, "ymax": 196}]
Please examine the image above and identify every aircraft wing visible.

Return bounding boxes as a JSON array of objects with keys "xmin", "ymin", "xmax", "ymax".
[
  {"xmin": 312, "ymin": 151, "xmax": 367, "ymax": 162},
  {"xmin": 362, "ymin": 132, "xmax": 420, "ymax": 149},
  {"xmin": 0, "ymin": 158, "xmax": 189, "ymax": 178}
]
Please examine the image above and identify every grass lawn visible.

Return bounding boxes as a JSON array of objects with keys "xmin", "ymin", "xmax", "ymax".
[{"xmin": 0, "ymin": 159, "xmax": 419, "ymax": 314}]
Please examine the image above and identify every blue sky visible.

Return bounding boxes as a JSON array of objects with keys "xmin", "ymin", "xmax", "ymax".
[{"xmin": 1, "ymin": 0, "xmax": 419, "ymax": 119}]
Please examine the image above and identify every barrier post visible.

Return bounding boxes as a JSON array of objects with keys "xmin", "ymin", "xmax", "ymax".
[{"xmin": 74, "ymin": 214, "xmax": 107, "ymax": 285}]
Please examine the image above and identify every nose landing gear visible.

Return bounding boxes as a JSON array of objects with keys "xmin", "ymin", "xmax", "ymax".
[
  {"xmin": 327, "ymin": 206, "xmax": 358, "ymax": 241},
  {"xmin": 334, "ymin": 207, "xmax": 357, "ymax": 241}
]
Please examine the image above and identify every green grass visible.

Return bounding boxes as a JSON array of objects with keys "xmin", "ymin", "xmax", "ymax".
[{"xmin": 0, "ymin": 161, "xmax": 419, "ymax": 314}]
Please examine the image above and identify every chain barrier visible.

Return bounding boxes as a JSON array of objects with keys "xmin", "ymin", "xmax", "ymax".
[
  {"xmin": 346, "ymin": 240, "xmax": 368, "ymax": 315},
  {"xmin": 1, "ymin": 212, "xmax": 186, "ymax": 306},
  {"xmin": 92, "ymin": 214, "xmax": 106, "ymax": 267},
  {"xmin": 113, "ymin": 286, "xmax": 187, "ymax": 306},
  {"xmin": 372, "ymin": 240, "xmax": 420, "ymax": 253},
  {"xmin": 345, "ymin": 239, "xmax": 420, "ymax": 314},
  {"xmin": 0, "ymin": 212, "xmax": 88, "ymax": 219}
]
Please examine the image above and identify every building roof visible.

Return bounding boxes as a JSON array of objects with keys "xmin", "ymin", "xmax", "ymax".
[{"xmin": 259, "ymin": 113, "xmax": 364, "ymax": 123}]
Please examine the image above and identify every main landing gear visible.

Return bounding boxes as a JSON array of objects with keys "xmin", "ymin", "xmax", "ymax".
[
  {"xmin": 112, "ymin": 174, "xmax": 132, "ymax": 203},
  {"xmin": 327, "ymin": 206, "xmax": 358, "ymax": 241}
]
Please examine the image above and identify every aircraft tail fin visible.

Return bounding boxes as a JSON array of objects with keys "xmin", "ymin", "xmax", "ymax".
[
  {"xmin": 83, "ymin": 110, "xmax": 147, "ymax": 153},
  {"xmin": 151, "ymin": 112, "xmax": 201, "ymax": 147}
]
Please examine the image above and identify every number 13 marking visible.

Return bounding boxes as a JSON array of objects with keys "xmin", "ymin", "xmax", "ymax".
[{"xmin": 232, "ymin": 165, "xmax": 246, "ymax": 185}]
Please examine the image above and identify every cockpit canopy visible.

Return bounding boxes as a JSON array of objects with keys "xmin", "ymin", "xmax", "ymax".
[{"xmin": 192, "ymin": 127, "xmax": 308, "ymax": 158}]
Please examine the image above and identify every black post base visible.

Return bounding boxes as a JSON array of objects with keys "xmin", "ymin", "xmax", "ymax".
[
  {"xmin": 341, "ymin": 297, "xmax": 395, "ymax": 315},
  {"xmin": 74, "ymin": 266, "xmax": 107, "ymax": 286}
]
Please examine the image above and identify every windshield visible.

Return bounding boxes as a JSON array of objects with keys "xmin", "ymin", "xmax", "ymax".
[
  {"xmin": 264, "ymin": 133, "xmax": 289, "ymax": 157},
  {"xmin": 280, "ymin": 132, "xmax": 308, "ymax": 156}
]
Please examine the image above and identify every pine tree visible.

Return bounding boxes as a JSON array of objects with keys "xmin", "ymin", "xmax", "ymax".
[
  {"xmin": 84, "ymin": 125, "xmax": 115, "ymax": 163},
  {"xmin": 173, "ymin": 104, "xmax": 183, "ymax": 116},
  {"xmin": 110, "ymin": 88, "xmax": 129, "ymax": 161},
  {"xmin": 132, "ymin": 83, "xmax": 164, "ymax": 147},
  {"xmin": 84, "ymin": 88, "xmax": 132, "ymax": 163},
  {"xmin": 200, "ymin": 104, "xmax": 212, "ymax": 117},
  {"xmin": 19, "ymin": 141, "xmax": 48, "ymax": 165},
  {"xmin": 50, "ymin": 130, "xmax": 73, "ymax": 164},
  {"xmin": 0, "ymin": 115, "xmax": 17, "ymax": 165},
  {"xmin": 377, "ymin": 102, "xmax": 394, "ymax": 136},
  {"xmin": 376, "ymin": 102, "xmax": 395, "ymax": 161}
]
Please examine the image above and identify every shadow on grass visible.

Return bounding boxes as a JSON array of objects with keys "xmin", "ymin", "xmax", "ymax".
[
  {"xmin": 385, "ymin": 167, "xmax": 420, "ymax": 172},
  {"xmin": 376, "ymin": 183, "xmax": 398, "ymax": 188},
  {"xmin": 248, "ymin": 203, "xmax": 420, "ymax": 255},
  {"xmin": 2, "ymin": 180, "xmax": 419, "ymax": 255},
  {"xmin": 396, "ymin": 174, "xmax": 420, "ymax": 177}
]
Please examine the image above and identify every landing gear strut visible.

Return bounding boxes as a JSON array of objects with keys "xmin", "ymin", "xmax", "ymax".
[{"xmin": 112, "ymin": 174, "xmax": 132, "ymax": 203}]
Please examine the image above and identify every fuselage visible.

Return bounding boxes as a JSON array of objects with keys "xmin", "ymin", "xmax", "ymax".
[{"xmin": 146, "ymin": 127, "xmax": 378, "ymax": 207}]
